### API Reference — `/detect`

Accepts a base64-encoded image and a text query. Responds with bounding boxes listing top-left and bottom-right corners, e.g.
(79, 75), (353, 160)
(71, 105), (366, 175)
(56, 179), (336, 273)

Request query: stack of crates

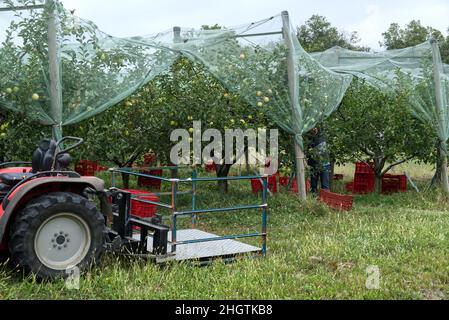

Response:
(137, 169), (163, 190)
(143, 153), (157, 165)
(137, 153), (162, 190)
(251, 175), (278, 193)
(382, 174), (407, 194)
(346, 163), (408, 195)
(75, 160), (98, 176)
(353, 162), (375, 194)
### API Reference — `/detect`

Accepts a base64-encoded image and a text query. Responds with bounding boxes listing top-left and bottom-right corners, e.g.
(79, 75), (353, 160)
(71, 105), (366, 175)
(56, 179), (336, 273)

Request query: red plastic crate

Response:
(205, 162), (216, 173)
(251, 175), (278, 193)
(399, 175), (407, 192)
(75, 160), (98, 176)
(124, 189), (159, 230)
(290, 178), (311, 193)
(383, 174), (407, 192)
(279, 176), (290, 187)
(353, 172), (375, 194)
(143, 153), (157, 165)
(96, 165), (109, 172)
(128, 190), (159, 218)
(319, 189), (353, 211)
(137, 169), (163, 190)
(382, 174), (407, 194)
(276, 175), (310, 192)
(345, 182), (354, 192)
(355, 162), (375, 174)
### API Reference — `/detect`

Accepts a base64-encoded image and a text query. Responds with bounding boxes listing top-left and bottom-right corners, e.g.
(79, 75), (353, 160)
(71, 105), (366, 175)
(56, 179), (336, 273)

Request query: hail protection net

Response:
(0, 1), (352, 150)
(0, 0), (178, 128)
(312, 42), (449, 148)
(132, 14), (352, 148)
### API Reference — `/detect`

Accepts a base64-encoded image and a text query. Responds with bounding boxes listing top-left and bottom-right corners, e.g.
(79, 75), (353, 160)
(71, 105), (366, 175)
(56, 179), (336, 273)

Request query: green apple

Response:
(6, 88), (12, 94)
(13, 86), (19, 93)
(31, 93), (40, 101)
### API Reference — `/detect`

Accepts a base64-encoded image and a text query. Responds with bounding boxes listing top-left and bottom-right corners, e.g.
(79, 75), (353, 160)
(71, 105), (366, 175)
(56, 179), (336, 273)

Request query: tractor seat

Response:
(32, 139), (57, 173)
(0, 172), (34, 186)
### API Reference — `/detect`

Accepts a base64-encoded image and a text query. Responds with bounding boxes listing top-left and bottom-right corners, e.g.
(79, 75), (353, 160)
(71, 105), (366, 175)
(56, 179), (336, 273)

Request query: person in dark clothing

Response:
(306, 127), (331, 195)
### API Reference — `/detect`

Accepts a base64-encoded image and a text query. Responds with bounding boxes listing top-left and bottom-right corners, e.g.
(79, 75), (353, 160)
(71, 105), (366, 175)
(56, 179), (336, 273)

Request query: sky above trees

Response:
(59, 0), (449, 50)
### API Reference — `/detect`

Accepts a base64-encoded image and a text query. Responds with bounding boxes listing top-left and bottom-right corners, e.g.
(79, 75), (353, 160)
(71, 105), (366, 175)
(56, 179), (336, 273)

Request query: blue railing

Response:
(109, 166), (268, 256)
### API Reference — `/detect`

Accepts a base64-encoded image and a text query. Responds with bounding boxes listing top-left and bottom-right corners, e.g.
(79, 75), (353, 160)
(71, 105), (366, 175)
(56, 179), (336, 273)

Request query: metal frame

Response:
(110, 189), (169, 255)
(109, 166), (269, 257)
(0, 5), (45, 12)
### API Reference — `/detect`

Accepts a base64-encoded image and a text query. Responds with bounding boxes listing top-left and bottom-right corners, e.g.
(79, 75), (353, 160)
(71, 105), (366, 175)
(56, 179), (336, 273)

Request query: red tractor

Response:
(0, 137), (169, 279)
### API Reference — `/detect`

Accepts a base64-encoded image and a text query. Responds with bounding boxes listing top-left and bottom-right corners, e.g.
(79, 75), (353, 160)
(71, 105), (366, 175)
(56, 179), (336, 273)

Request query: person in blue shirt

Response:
(306, 127), (331, 195)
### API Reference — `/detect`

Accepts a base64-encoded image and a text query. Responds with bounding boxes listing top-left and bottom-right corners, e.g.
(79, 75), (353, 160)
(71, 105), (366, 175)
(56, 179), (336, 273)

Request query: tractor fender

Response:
(0, 177), (105, 246)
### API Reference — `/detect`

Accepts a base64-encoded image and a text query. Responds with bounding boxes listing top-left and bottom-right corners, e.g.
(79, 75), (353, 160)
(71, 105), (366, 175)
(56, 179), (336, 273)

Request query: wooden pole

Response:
(281, 11), (307, 200)
(46, 0), (63, 141)
(430, 39), (449, 194)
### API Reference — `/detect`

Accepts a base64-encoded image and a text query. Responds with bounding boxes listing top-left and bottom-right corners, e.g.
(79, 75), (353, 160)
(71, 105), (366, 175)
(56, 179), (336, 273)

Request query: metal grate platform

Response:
(134, 229), (261, 262)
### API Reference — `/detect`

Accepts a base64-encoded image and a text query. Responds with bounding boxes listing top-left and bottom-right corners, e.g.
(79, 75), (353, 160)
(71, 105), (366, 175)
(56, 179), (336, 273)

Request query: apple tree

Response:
(324, 76), (436, 193)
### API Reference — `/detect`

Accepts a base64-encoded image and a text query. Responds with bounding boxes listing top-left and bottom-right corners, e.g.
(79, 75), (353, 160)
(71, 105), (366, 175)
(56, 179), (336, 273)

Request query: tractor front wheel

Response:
(9, 192), (105, 279)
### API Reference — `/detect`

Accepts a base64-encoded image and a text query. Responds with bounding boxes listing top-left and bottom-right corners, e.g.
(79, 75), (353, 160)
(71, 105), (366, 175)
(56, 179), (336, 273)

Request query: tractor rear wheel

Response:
(9, 192), (105, 279)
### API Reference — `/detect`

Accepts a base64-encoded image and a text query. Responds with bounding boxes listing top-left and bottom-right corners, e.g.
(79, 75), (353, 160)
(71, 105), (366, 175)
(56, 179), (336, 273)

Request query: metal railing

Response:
(109, 166), (268, 256)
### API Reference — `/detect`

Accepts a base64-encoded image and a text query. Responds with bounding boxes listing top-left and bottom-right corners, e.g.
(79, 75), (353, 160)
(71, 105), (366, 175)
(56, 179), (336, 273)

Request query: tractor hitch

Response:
(108, 189), (169, 257)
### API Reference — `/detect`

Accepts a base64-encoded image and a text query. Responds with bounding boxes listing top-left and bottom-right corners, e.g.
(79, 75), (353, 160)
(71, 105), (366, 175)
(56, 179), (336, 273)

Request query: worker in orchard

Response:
(306, 127), (331, 195)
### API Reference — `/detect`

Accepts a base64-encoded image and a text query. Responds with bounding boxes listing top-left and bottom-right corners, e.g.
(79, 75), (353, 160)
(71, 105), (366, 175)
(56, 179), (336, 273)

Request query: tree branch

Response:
(382, 156), (414, 176)
(359, 145), (375, 157)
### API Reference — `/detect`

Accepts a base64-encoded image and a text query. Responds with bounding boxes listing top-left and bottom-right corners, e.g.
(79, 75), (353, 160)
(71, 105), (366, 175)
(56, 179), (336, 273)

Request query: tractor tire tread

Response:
(8, 192), (105, 280)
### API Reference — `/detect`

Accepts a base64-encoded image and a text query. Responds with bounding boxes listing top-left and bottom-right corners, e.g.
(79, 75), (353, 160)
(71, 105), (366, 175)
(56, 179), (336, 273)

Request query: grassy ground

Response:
(0, 163), (448, 300)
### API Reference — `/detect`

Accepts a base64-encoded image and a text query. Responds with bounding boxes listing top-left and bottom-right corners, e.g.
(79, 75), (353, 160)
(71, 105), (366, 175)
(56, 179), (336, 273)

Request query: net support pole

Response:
(282, 11), (307, 200)
(430, 39), (449, 194)
(173, 26), (181, 43)
(46, 0), (63, 141)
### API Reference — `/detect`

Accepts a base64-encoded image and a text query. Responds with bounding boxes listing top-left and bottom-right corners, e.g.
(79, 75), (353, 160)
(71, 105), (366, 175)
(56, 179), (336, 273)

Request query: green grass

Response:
(1, 164), (449, 300)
